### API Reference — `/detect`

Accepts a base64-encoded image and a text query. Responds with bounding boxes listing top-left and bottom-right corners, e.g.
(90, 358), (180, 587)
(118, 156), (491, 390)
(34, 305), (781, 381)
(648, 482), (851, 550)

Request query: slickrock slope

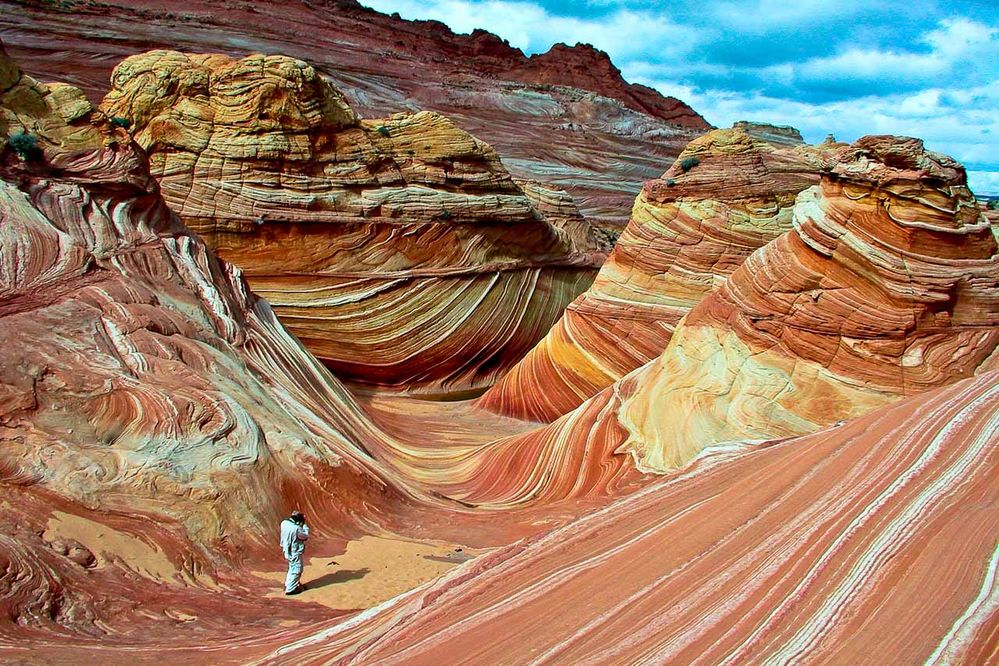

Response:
(0, 42), (425, 640)
(618, 135), (999, 470)
(480, 126), (834, 421)
(100, 50), (602, 394)
(263, 370), (999, 665)
(0, 0), (710, 225)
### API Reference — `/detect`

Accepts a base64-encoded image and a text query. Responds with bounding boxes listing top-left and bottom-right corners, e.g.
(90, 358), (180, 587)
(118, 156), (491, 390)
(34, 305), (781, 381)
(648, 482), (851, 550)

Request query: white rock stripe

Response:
(925, 540), (999, 665)
(759, 382), (999, 664)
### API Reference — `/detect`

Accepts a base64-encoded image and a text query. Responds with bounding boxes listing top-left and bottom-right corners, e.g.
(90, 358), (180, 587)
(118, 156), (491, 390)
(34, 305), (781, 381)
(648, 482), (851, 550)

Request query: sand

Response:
(43, 511), (179, 582)
(254, 534), (481, 610)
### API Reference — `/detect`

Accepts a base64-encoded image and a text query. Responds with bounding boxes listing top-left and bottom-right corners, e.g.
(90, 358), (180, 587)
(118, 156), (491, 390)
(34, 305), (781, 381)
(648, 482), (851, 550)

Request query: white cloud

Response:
(967, 171), (999, 196)
(923, 16), (998, 58)
(796, 49), (948, 83)
(758, 17), (999, 95)
(710, 0), (868, 31)
(361, 2), (999, 195)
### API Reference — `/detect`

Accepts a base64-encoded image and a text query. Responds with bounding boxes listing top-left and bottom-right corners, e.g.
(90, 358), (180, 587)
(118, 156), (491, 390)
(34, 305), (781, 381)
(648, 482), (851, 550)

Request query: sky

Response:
(361, 0), (999, 195)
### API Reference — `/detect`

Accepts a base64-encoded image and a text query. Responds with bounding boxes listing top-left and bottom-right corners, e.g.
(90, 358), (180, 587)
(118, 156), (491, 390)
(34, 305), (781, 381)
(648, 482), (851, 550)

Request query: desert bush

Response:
(8, 132), (42, 161)
(679, 156), (700, 172)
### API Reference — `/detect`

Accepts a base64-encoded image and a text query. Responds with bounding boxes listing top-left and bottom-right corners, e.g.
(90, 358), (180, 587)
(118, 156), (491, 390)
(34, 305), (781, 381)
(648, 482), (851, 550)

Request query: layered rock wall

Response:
(101, 51), (604, 394)
(0, 0), (711, 226)
(0, 44), (413, 578)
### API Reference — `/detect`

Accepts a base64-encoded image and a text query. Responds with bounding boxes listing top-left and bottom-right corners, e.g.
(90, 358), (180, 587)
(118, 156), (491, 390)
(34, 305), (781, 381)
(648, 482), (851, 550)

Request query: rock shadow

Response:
(423, 553), (474, 564)
(307, 568), (370, 589)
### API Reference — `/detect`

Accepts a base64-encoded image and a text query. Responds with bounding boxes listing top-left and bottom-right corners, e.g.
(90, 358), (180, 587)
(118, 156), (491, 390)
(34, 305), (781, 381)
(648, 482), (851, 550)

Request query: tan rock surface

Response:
(101, 51), (604, 394)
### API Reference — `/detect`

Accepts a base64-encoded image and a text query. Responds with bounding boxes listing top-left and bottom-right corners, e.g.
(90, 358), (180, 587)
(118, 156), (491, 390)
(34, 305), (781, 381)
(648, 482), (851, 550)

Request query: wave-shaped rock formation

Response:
(264, 369), (999, 664)
(4, 31), (999, 666)
(0, 42), (430, 639)
(99, 50), (603, 394)
(0, 0), (710, 226)
(480, 126), (834, 421)
(616, 135), (999, 470)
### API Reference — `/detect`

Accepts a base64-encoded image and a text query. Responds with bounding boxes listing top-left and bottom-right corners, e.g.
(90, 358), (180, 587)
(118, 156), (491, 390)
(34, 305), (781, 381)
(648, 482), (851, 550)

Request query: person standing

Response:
(280, 510), (310, 595)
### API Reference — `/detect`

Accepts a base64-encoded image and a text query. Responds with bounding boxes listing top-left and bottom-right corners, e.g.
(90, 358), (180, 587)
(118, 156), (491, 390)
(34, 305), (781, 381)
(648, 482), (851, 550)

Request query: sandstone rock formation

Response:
(731, 120), (806, 145)
(617, 135), (999, 470)
(100, 50), (604, 394)
(0, 43), (427, 637)
(983, 205), (999, 241)
(514, 178), (618, 255)
(2, 41), (623, 647)
(0, 35), (999, 663)
(479, 126), (834, 421)
(0, 0), (710, 226)
(265, 369), (999, 665)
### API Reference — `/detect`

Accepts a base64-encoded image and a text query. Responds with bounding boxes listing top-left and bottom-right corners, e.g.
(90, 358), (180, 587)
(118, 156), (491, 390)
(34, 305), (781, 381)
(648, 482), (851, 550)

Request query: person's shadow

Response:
(307, 568), (370, 590)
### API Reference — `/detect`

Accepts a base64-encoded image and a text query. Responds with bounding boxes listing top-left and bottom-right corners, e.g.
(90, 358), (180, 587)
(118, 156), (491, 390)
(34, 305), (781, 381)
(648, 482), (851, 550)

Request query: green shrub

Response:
(665, 178), (677, 187)
(376, 125), (391, 138)
(440, 209), (453, 220)
(679, 156), (700, 172)
(8, 132), (42, 162)
(110, 116), (132, 130)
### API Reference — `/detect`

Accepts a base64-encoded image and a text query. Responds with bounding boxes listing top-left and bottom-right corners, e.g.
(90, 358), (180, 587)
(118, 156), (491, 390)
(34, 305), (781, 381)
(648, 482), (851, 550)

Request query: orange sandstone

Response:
(480, 126), (834, 421)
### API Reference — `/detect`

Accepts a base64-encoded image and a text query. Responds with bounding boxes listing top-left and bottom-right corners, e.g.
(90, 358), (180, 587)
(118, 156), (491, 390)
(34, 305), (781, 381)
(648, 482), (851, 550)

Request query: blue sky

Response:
(362, 0), (999, 195)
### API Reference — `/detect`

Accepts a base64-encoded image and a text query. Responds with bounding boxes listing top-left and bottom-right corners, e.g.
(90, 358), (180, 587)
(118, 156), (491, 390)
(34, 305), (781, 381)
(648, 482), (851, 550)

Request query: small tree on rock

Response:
(8, 132), (42, 162)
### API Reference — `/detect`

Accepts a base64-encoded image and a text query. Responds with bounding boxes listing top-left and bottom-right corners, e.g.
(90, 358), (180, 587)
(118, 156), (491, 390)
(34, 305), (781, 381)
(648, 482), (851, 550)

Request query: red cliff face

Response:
(0, 0), (711, 226)
(508, 42), (709, 128)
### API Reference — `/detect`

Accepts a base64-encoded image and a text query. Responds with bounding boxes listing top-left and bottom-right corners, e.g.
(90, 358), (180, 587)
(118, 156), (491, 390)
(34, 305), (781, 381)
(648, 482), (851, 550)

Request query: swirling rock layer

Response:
(619, 135), (999, 470)
(5, 34), (999, 666)
(0, 0), (709, 226)
(480, 127), (834, 421)
(100, 50), (603, 394)
(0, 43), (422, 640)
(250, 370), (999, 664)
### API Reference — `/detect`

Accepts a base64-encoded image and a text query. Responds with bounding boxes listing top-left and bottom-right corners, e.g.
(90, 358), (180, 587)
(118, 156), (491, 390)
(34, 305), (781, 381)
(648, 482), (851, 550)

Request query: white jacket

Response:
(280, 519), (309, 559)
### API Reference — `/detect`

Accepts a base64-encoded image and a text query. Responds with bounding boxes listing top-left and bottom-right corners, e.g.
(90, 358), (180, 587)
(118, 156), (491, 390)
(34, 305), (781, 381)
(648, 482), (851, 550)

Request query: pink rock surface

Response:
(32, 369), (991, 664)
(0, 41), (429, 641)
